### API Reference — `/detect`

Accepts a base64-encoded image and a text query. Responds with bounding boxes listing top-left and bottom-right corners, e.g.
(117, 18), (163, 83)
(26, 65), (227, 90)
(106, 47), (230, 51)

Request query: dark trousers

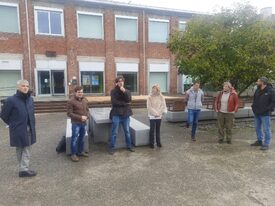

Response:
(149, 119), (162, 146)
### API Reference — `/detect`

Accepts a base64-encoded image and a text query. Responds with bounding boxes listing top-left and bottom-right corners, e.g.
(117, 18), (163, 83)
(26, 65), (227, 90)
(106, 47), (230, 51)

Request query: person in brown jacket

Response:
(67, 86), (90, 162)
(214, 82), (239, 144)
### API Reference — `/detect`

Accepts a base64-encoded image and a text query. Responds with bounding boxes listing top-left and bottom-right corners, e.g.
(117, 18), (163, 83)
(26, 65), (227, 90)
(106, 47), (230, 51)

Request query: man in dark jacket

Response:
(109, 76), (135, 155)
(251, 77), (275, 150)
(67, 86), (90, 162)
(0, 80), (37, 177)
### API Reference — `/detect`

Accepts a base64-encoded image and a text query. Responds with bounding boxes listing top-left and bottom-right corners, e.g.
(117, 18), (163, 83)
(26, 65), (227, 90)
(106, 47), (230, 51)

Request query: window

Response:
(35, 7), (64, 36)
(115, 16), (138, 41)
(79, 61), (105, 94)
(116, 62), (138, 93)
(81, 72), (104, 93)
(0, 3), (19, 33)
(117, 72), (138, 92)
(148, 19), (169, 43)
(149, 62), (169, 93)
(77, 12), (103, 39)
(179, 21), (186, 32)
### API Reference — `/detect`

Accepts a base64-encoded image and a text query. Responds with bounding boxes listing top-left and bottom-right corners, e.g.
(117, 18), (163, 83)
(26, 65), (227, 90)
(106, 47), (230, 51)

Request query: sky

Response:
(116, 0), (275, 14)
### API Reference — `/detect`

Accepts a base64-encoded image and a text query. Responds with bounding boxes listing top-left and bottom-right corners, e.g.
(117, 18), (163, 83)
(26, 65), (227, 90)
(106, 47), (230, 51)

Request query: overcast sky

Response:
(117, 0), (275, 14)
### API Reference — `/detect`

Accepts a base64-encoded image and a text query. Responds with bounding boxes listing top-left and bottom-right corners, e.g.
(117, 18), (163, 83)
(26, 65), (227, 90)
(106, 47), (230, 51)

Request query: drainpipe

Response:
(24, 0), (33, 89)
(142, 10), (146, 95)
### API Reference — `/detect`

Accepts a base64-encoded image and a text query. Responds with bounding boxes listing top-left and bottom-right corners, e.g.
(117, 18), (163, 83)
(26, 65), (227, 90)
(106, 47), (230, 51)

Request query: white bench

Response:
(65, 119), (89, 155)
(89, 108), (150, 147)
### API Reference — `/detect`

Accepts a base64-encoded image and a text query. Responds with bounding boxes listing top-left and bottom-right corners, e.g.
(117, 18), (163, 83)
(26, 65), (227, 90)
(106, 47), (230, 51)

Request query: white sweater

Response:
(146, 93), (167, 119)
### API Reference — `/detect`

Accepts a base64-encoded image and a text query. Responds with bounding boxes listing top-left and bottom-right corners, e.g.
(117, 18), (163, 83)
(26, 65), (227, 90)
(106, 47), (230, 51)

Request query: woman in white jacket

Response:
(147, 84), (167, 148)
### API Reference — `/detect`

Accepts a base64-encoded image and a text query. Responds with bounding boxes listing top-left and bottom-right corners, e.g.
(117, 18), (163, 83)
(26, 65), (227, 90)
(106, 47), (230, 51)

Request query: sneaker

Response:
(19, 170), (37, 177)
(71, 155), (79, 162)
(227, 140), (232, 144)
(78, 152), (89, 157)
(191, 136), (196, 141)
(251, 140), (263, 146)
(127, 148), (135, 152)
(157, 143), (162, 147)
(260, 145), (269, 151)
(149, 145), (154, 149)
(218, 139), (224, 144)
(108, 149), (115, 155)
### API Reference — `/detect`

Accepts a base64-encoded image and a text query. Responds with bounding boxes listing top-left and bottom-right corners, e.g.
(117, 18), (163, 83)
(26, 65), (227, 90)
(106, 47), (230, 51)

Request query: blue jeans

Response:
(109, 115), (132, 150)
(187, 109), (201, 137)
(254, 115), (272, 146)
(71, 123), (87, 155)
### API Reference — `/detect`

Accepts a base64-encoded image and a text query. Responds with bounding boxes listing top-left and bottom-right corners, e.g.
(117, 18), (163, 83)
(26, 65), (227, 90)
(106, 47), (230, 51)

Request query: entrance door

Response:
(52, 70), (65, 95)
(38, 71), (51, 95)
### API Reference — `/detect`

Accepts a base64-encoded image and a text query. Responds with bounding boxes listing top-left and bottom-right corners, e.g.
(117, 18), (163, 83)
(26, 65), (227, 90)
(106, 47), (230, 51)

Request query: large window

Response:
(79, 61), (105, 94)
(115, 16), (138, 41)
(148, 19), (169, 43)
(149, 62), (169, 93)
(81, 71), (104, 94)
(34, 7), (64, 36)
(117, 72), (138, 92)
(0, 70), (21, 96)
(0, 3), (19, 33)
(116, 62), (138, 93)
(77, 12), (103, 39)
(179, 21), (187, 32)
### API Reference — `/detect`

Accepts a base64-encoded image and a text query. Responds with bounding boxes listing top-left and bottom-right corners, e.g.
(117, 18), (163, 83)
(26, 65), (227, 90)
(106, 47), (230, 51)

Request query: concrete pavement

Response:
(0, 109), (275, 206)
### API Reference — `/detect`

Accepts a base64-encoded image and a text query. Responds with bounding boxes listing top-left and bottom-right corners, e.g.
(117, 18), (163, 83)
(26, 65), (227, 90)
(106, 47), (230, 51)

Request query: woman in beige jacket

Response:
(147, 84), (167, 148)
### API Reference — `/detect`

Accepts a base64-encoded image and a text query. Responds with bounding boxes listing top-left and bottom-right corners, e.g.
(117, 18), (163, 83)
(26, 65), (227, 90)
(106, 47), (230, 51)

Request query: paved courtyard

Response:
(0, 108), (275, 206)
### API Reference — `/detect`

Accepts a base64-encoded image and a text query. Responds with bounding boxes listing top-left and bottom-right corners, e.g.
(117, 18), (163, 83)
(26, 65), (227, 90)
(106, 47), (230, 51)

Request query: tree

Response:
(168, 3), (275, 95)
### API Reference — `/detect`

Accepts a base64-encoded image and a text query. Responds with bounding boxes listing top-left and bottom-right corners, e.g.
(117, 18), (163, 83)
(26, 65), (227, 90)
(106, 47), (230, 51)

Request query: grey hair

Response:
(223, 81), (232, 88)
(17, 80), (29, 87)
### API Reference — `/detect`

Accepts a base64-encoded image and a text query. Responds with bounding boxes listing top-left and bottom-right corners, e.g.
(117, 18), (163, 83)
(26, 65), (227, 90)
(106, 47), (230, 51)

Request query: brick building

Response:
(0, 0), (201, 97)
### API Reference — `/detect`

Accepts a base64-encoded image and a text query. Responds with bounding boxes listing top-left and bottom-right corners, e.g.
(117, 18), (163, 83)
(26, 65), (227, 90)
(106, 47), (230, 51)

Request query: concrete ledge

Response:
(166, 107), (260, 122)
(65, 119), (89, 155)
(89, 108), (150, 148)
(130, 117), (150, 146)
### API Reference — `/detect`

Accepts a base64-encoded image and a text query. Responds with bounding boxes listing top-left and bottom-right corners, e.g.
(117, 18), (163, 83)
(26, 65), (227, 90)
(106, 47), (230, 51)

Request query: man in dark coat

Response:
(0, 80), (37, 177)
(109, 76), (135, 155)
(251, 77), (275, 150)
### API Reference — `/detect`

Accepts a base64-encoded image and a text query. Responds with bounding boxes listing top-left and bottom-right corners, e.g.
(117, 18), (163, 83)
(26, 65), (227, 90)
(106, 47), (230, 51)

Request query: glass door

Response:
(52, 70), (65, 95)
(38, 71), (51, 95)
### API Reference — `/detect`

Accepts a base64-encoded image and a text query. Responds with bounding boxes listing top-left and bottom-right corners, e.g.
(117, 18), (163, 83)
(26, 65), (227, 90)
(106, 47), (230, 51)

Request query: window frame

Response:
(0, 2), (20, 34)
(115, 15), (138, 42)
(34, 6), (64, 36)
(77, 11), (104, 39)
(148, 18), (170, 43)
(179, 21), (187, 32)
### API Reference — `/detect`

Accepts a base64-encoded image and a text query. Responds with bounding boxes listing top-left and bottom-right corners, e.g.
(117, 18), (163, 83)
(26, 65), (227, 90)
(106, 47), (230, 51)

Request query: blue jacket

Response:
(0, 90), (36, 147)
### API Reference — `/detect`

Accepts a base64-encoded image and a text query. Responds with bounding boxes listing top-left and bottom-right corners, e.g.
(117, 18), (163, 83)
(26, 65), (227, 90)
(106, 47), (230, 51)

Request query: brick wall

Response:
(0, 0), (189, 95)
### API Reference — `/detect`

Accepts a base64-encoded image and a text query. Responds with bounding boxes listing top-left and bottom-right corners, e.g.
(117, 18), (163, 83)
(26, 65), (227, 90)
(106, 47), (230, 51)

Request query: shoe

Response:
(78, 152), (89, 157)
(251, 140), (263, 146)
(108, 149), (115, 155)
(157, 143), (162, 147)
(71, 155), (79, 162)
(191, 136), (196, 141)
(186, 123), (190, 128)
(260, 145), (269, 151)
(127, 148), (135, 152)
(218, 139), (224, 144)
(19, 170), (37, 177)
(227, 140), (232, 144)
(149, 145), (154, 149)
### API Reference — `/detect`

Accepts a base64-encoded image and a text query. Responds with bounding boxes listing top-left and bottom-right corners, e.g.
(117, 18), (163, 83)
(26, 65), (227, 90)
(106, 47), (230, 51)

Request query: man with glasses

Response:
(67, 86), (90, 161)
